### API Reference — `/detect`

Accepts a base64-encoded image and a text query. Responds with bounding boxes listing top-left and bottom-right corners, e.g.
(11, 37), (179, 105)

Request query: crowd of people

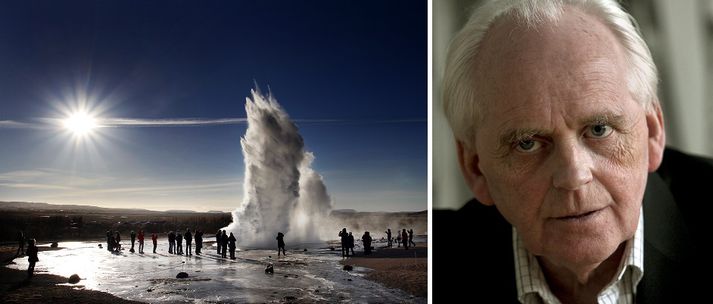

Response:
(338, 227), (419, 257)
(14, 226), (420, 277)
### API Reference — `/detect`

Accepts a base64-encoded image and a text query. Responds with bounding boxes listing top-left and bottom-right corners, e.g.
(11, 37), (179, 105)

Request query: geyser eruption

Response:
(224, 88), (332, 248)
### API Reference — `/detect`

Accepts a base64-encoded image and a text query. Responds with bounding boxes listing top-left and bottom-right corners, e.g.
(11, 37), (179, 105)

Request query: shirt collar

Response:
(513, 208), (644, 304)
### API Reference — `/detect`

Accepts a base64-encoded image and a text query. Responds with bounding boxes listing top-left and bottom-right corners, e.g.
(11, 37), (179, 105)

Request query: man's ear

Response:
(646, 101), (666, 172)
(456, 140), (495, 206)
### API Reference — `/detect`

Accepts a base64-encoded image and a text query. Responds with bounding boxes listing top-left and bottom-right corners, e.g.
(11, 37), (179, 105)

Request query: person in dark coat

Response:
(338, 228), (349, 257)
(130, 230), (136, 253)
(361, 231), (372, 255)
(184, 229), (193, 256)
(347, 232), (355, 256)
(408, 229), (416, 247)
(152, 233), (158, 253)
(26, 238), (38, 277)
(16, 230), (25, 256)
(138, 229), (145, 254)
(228, 232), (237, 259)
(401, 229), (409, 250)
(168, 231), (175, 254)
(215, 230), (222, 255)
(276, 232), (286, 257)
(385, 229), (392, 248)
(221, 230), (228, 258)
(176, 231), (183, 255)
(195, 230), (203, 255)
(106, 230), (113, 252)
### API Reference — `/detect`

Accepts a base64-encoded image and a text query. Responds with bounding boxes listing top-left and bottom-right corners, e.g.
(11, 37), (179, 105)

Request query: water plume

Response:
(224, 88), (332, 248)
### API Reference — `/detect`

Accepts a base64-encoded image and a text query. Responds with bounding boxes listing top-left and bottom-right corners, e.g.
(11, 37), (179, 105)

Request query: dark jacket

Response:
(433, 148), (713, 303)
(27, 245), (39, 262)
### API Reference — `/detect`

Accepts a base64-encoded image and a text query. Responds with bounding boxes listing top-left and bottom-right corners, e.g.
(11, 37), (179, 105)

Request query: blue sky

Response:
(0, 0), (426, 212)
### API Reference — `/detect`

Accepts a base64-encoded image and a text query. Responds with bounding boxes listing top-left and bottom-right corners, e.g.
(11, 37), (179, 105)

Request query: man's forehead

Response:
(472, 5), (631, 129)
(473, 7), (627, 95)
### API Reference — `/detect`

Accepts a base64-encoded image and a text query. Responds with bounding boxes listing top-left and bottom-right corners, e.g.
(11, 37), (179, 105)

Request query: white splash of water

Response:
(224, 88), (332, 248)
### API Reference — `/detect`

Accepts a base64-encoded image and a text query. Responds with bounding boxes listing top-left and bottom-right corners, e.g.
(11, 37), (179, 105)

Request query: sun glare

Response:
(63, 112), (97, 136)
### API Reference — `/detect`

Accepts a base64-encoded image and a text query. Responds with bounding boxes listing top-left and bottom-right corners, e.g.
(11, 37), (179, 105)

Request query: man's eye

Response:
(586, 124), (613, 138)
(515, 139), (541, 152)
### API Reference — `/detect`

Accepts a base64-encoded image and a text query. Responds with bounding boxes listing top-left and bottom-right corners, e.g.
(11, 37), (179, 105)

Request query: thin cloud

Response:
(0, 120), (35, 129)
(0, 117), (425, 129)
(101, 118), (247, 127)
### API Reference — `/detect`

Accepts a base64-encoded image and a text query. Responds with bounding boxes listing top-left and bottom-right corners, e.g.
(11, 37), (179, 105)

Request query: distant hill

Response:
(0, 201), (160, 214)
(0, 201), (232, 242)
(330, 209), (426, 216)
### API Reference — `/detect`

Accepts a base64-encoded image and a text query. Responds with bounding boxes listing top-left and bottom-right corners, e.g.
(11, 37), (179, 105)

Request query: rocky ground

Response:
(339, 242), (427, 298)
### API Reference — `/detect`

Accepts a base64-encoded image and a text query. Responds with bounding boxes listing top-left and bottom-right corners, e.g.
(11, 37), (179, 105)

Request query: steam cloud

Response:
(224, 89), (332, 248)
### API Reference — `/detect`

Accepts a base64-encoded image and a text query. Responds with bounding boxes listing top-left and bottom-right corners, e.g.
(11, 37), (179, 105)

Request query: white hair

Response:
(442, 0), (659, 146)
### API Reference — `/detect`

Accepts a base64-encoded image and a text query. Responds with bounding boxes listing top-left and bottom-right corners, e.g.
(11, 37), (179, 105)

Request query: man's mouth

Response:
(553, 207), (605, 221)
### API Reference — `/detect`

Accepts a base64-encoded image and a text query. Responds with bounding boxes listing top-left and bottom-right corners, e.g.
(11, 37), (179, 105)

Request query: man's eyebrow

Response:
(581, 113), (626, 126)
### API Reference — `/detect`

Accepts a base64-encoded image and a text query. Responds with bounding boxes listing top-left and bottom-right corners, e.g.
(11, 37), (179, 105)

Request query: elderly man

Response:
(435, 0), (713, 303)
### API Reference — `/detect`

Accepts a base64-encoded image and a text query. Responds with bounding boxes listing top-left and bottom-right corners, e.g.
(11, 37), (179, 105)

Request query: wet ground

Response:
(6, 241), (425, 303)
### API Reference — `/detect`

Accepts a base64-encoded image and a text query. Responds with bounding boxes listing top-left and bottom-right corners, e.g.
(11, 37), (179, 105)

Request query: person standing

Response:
(385, 229), (392, 248)
(347, 232), (355, 256)
(130, 230), (136, 253)
(361, 231), (373, 255)
(221, 230), (228, 258)
(16, 230), (25, 256)
(276, 232), (286, 257)
(168, 231), (175, 254)
(26, 238), (38, 278)
(152, 233), (158, 253)
(228, 232), (237, 259)
(401, 229), (409, 250)
(138, 229), (145, 254)
(106, 230), (113, 252)
(338, 228), (349, 257)
(408, 229), (415, 247)
(184, 229), (193, 256)
(176, 231), (183, 255)
(195, 230), (203, 255)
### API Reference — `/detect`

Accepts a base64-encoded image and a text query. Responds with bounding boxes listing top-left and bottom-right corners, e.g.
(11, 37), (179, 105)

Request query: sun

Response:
(63, 111), (98, 136)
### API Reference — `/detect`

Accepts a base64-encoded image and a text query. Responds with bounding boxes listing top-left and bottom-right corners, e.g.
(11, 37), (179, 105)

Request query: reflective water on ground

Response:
(8, 241), (424, 303)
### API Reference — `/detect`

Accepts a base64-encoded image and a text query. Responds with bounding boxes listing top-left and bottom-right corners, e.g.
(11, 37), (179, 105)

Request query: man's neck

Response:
(538, 242), (627, 304)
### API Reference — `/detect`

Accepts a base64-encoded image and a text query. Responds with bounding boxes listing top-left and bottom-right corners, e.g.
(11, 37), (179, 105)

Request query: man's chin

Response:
(539, 237), (625, 271)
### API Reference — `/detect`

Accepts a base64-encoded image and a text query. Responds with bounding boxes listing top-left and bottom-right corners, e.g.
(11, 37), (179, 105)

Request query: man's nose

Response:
(552, 140), (593, 190)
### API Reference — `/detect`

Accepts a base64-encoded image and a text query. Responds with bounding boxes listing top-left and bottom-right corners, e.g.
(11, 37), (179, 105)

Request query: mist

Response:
(223, 89), (332, 248)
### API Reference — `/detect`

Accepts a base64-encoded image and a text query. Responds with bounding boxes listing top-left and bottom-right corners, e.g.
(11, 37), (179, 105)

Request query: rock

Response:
(347, 278), (352, 281)
(303, 248), (307, 252)
(176, 272), (189, 279)
(51, 242), (58, 248)
(343, 265), (353, 271)
(68, 274), (81, 284)
(98, 244), (103, 248)
(330, 247), (335, 251)
(265, 264), (274, 274)
(147, 288), (153, 292)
